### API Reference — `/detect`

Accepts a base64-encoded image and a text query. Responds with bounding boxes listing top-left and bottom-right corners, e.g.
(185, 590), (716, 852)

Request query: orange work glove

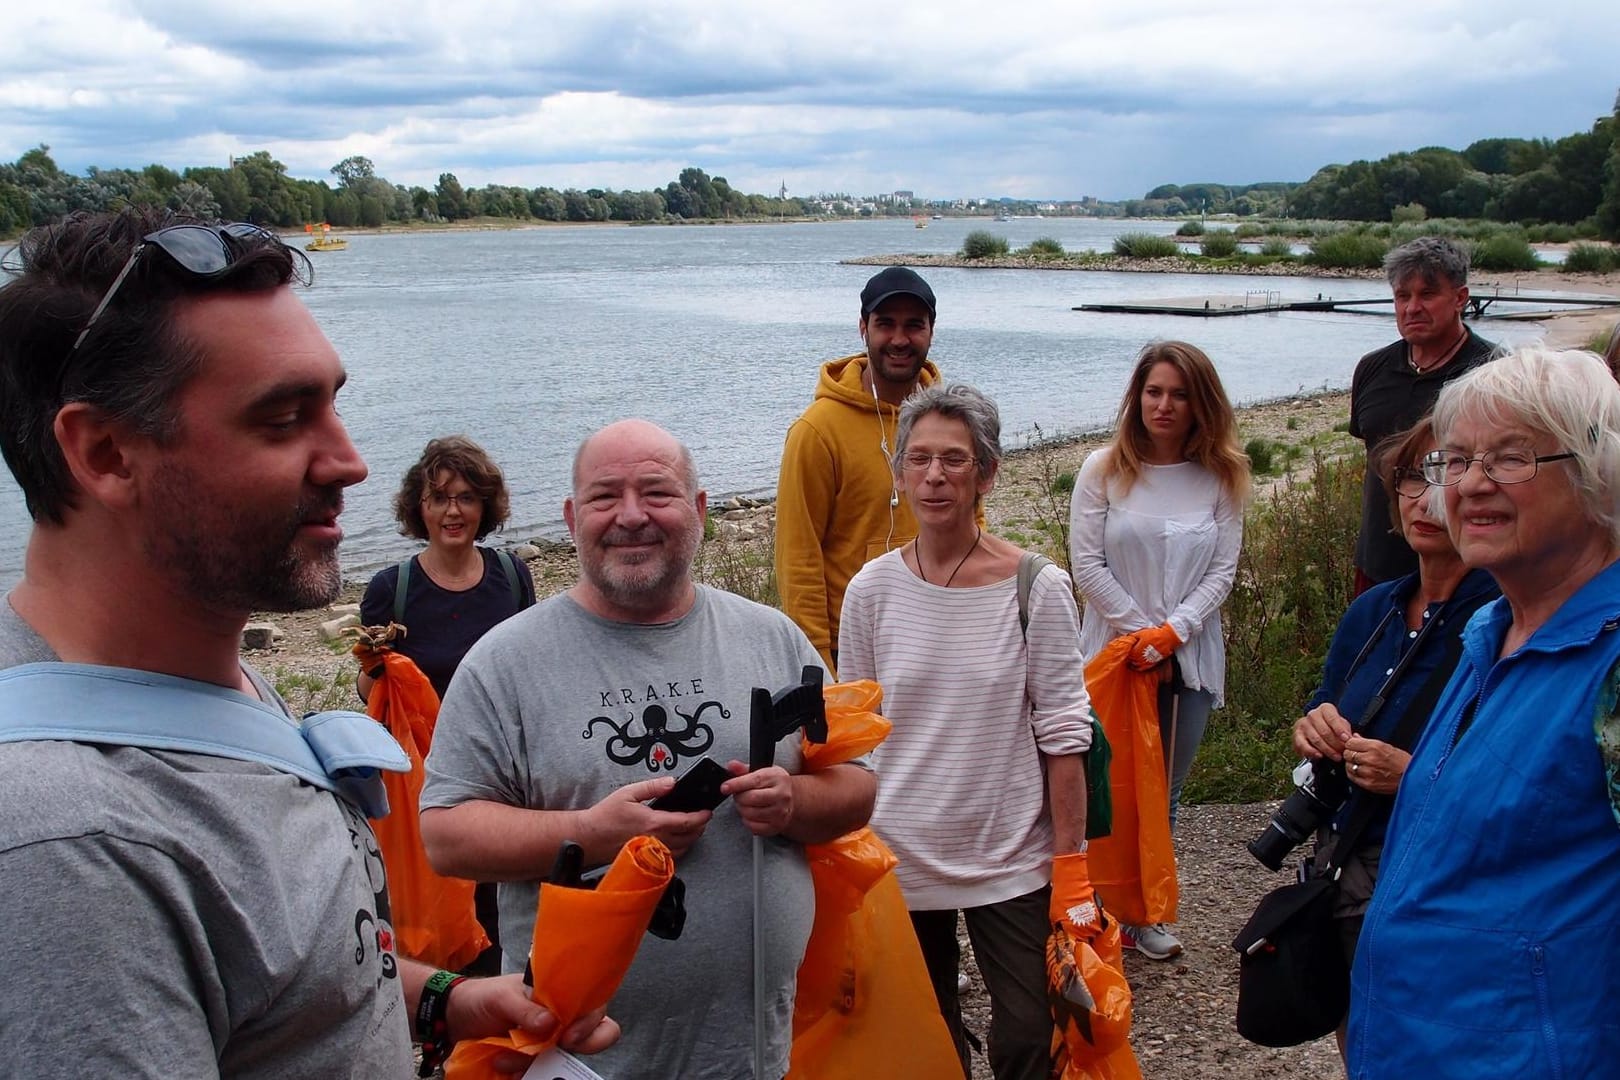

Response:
(1126, 623), (1182, 672)
(1050, 850), (1102, 942)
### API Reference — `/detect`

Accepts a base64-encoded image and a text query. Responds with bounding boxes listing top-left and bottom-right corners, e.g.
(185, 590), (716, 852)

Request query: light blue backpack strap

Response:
(0, 663), (408, 818)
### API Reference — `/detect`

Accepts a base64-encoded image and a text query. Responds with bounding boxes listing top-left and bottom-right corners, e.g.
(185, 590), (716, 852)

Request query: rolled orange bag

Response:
(1083, 636), (1178, 927)
(1047, 919), (1141, 1080)
(788, 680), (963, 1080)
(356, 644), (488, 971)
(445, 836), (675, 1078)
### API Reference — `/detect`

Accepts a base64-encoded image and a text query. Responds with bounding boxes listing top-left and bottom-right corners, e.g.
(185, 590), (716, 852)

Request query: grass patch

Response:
(1306, 230), (1388, 269)
(1112, 232), (1180, 258)
(961, 230), (1010, 259)
(1259, 237), (1294, 258)
(1470, 232), (1541, 272)
(694, 530), (778, 607)
(1563, 242), (1619, 274)
(1200, 229), (1239, 258)
(1184, 449), (1364, 803)
(273, 666), (358, 716)
(1175, 220), (1205, 237)
(1021, 236), (1065, 258)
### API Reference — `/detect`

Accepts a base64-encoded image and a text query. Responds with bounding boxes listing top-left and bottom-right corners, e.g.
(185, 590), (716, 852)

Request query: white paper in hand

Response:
(521, 1047), (608, 1080)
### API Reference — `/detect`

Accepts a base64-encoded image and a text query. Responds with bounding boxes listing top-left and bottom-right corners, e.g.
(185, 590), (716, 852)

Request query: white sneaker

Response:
(1123, 922), (1183, 960)
(956, 972), (972, 993)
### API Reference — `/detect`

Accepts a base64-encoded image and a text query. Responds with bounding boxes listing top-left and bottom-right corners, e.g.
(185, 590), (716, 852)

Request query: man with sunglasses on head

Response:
(0, 209), (616, 1077)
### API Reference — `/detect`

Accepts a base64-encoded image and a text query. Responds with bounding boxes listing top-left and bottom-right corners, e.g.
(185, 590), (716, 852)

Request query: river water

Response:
(0, 217), (1550, 586)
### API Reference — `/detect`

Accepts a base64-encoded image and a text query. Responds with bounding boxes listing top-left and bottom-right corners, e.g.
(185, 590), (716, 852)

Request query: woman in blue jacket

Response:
(1290, 417), (1498, 1060)
(1347, 345), (1620, 1079)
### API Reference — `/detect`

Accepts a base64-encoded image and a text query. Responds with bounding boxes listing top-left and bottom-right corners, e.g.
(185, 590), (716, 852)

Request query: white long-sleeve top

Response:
(1068, 447), (1242, 706)
(837, 550), (1093, 910)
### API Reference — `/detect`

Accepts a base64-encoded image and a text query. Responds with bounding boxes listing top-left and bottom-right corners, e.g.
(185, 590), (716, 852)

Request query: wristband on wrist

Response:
(415, 969), (467, 1078)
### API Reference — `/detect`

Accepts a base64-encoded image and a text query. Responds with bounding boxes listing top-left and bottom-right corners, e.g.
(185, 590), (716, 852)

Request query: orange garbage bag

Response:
(788, 680), (964, 1080)
(445, 836), (675, 1078)
(357, 644), (488, 971)
(1083, 636), (1178, 928)
(1047, 918), (1142, 1080)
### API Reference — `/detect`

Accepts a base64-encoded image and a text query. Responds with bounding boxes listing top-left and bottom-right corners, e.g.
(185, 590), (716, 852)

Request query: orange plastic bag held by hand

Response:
(352, 636), (488, 971)
(1083, 636), (1178, 927)
(445, 836), (675, 1078)
(1047, 851), (1140, 1079)
(787, 680), (964, 1080)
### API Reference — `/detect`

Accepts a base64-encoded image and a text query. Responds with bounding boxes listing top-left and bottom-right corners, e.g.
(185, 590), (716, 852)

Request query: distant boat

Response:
(994, 212), (1011, 222)
(304, 223), (347, 251)
(931, 213), (943, 220)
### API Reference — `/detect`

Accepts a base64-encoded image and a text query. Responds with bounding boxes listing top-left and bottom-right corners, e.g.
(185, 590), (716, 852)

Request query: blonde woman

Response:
(1069, 340), (1250, 959)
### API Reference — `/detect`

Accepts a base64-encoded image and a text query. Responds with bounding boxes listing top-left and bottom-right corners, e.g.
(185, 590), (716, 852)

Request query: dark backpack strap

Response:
(493, 549), (530, 610)
(392, 557), (414, 626)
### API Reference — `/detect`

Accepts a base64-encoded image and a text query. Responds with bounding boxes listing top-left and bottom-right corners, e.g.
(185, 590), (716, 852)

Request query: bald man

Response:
(420, 420), (875, 1080)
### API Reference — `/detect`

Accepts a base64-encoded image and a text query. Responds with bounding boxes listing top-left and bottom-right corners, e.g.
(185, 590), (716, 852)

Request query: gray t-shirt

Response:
(424, 586), (826, 1080)
(0, 601), (413, 1079)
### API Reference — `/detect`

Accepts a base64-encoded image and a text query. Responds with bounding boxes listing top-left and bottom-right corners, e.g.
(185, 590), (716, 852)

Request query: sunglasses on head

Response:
(71, 222), (281, 354)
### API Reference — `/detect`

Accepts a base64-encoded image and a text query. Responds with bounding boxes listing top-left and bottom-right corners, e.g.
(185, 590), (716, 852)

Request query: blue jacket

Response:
(1308, 568), (1499, 842)
(1347, 559), (1620, 1079)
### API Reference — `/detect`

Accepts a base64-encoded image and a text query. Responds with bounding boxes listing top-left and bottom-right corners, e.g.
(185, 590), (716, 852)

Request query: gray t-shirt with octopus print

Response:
(423, 585), (826, 1080)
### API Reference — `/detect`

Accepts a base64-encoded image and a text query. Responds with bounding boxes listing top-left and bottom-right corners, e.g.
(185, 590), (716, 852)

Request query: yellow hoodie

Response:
(774, 353), (942, 672)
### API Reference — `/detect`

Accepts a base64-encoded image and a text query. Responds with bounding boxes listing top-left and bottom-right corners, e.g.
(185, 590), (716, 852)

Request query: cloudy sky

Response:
(5, 0), (1616, 201)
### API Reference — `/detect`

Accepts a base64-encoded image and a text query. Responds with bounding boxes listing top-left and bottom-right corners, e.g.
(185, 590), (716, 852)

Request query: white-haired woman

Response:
(1346, 345), (1620, 1079)
(838, 383), (1097, 1080)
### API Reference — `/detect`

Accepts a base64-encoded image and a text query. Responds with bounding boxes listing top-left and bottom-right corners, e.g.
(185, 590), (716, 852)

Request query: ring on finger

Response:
(1350, 762), (1360, 775)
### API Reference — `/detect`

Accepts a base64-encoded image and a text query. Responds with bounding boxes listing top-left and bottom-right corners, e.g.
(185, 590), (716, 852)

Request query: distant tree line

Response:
(1137, 92), (1620, 240)
(0, 151), (806, 237)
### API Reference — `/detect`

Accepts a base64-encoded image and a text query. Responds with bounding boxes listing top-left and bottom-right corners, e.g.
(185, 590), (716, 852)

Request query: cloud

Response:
(2, 0), (1614, 199)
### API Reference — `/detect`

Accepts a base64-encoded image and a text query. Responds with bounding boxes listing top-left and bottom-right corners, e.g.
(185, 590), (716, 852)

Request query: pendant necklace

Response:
(1409, 326), (1468, 375)
(917, 527), (981, 588)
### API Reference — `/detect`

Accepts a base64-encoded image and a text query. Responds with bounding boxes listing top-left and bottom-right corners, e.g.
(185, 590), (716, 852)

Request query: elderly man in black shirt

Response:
(1348, 237), (1497, 592)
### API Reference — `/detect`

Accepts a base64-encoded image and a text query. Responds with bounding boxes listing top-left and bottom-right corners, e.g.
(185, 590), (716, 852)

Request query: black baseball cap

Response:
(860, 266), (936, 320)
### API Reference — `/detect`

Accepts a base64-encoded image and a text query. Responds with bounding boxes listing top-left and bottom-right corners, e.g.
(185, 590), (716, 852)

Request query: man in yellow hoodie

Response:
(775, 267), (942, 674)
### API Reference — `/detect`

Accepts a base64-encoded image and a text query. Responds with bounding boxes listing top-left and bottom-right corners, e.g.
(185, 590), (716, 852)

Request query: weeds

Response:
(273, 665), (359, 716)
(1021, 236), (1065, 258)
(1112, 232), (1180, 258)
(1200, 229), (1239, 258)
(1185, 448), (1364, 803)
(1307, 231), (1388, 269)
(694, 528), (779, 607)
(1563, 242), (1619, 274)
(962, 230), (1010, 259)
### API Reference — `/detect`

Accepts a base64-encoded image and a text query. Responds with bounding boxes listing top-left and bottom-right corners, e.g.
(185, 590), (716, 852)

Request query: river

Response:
(0, 217), (1550, 586)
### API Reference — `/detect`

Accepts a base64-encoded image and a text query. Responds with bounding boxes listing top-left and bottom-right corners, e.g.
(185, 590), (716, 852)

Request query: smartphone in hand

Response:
(648, 756), (731, 813)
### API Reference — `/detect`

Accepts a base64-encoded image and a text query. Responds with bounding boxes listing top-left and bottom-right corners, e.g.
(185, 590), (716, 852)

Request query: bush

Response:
(1306, 230), (1388, 269)
(1470, 233), (1540, 272)
(1200, 229), (1239, 258)
(961, 230), (1009, 259)
(1391, 202), (1428, 225)
(1112, 232), (1180, 258)
(1022, 236), (1065, 257)
(1259, 237), (1294, 257)
(1526, 223), (1575, 243)
(1562, 242), (1619, 274)
(1184, 450), (1364, 803)
(1245, 438), (1275, 475)
(1175, 220), (1205, 237)
(1234, 223), (1263, 239)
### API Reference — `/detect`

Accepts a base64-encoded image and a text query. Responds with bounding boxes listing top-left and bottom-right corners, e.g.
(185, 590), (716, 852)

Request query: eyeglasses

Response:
(423, 492), (481, 511)
(898, 451), (978, 474)
(1392, 467), (1430, 498)
(1421, 449), (1576, 487)
(71, 223), (280, 354)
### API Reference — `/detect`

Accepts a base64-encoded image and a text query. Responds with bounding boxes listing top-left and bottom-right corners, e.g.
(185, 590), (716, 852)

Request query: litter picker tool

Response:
(748, 665), (826, 1079)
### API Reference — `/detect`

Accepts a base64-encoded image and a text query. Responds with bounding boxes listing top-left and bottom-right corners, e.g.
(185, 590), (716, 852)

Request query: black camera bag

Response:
(1231, 871), (1348, 1046)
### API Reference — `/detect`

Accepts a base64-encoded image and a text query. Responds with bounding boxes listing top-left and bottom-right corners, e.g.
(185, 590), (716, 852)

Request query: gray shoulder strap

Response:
(0, 663), (408, 817)
(1017, 552), (1054, 639)
(393, 556), (414, 626)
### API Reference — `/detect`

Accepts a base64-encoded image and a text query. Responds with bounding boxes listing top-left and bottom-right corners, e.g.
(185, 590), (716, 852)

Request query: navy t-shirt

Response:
(360, 548), (536, 699)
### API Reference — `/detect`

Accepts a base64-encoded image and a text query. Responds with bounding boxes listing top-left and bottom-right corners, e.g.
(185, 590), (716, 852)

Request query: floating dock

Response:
(1076, 289), (1620, 320)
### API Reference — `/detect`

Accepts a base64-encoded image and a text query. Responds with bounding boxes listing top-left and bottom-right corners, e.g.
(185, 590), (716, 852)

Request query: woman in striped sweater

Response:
(837, 383), (1097, 1080)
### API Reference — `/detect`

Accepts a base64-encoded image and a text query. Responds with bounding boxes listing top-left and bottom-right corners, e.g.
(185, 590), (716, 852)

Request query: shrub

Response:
(1112, 232), (1180, 258)
(1175, 220), (1205, 237)
(1051, 470), (1076, 496)
(1234, 223), (1263, 239)
(1245, 438), (1275, 475)
(1391, 202), (1428, 225)
(1306, 230), (1388, 269)
(1526, 223), (1575, 243)
(1185, 449), (1364, 803)
(1022, 236), (1065, 257)
(1200, 229), (1239, 258)
(1470, 232), (1540, 272)
(1563, 242), (1618, 274)
(961, 230), (1009, 259)
(1259, 237), (1294, 257)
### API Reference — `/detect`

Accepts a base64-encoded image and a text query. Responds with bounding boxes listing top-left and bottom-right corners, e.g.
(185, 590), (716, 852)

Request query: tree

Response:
(435, 173), (468, 219)
(330, 156), (376, 188)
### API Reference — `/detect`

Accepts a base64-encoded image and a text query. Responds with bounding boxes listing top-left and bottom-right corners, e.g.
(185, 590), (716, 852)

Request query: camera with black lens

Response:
(1246, 757), (1353, 871)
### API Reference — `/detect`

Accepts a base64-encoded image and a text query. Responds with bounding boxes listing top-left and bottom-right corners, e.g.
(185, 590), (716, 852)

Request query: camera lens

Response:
(1246, 782), (1339, 871)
